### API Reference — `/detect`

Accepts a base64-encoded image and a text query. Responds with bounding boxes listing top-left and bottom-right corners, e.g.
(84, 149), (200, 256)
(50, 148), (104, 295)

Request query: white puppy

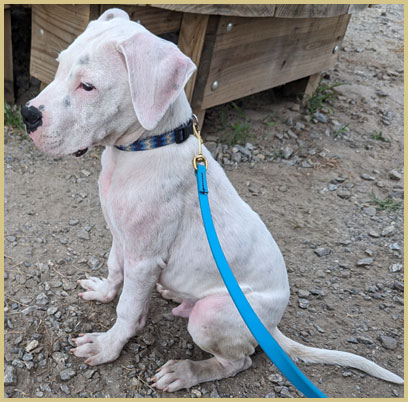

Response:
(22, 8), (403, 393)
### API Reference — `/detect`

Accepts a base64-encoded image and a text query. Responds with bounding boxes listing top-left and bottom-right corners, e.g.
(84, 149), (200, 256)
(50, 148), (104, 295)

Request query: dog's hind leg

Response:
(156, 284), (196, 318)
(151, 294), (265, 392)
(78, 239), (123, 302)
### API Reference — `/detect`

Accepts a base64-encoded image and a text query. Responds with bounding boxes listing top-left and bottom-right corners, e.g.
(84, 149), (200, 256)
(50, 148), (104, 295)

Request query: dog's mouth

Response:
(73, 148), (88, 157)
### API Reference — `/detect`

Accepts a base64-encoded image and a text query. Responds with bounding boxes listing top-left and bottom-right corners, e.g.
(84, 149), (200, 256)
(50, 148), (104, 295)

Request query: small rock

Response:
(209, 386), (220, 398)
(390, 242), (400, 251)
(357, 336), (374, 345)
(393, 281), (404, 291)
(375, 89), (388, 97)
(4, 365), (17, 385)
(77, 229), (90, 240)
(36, 292), (49, 305)
(368, 230), (380, 238)
(314, 112), (328, 123)
(343, 370), (353, 377)
(287, 129), (298, 139)
(301, 160), (313, 168)
(69, 219), (79, 226)
(235, 144), (251, 158)
(279, 387), (293, 398)
(314, 247), (331, 257)
(47, 306), (58, 315)
(357, 258), (373, 267)
(60, 384), (70, 394)
(363, 207), (376, 216)
(379, 335), (397, 350)
(268, 373), (283, 384)
(81, 169), (91, 177)
(290, 103), (300, 112)
(282, 147), (294, 160)
(337, 189), (351, 199)
(87, 256), (101, 270)
(25, 340), (39, 352)
(298, 298), (309, 309)
(389, 170), (401, 181)
(142, 333), (155, 346)
(381, 225), (395, 237)
(389, 263), (402, 273)
(191, 389), (202, 398)
(265, 391), (276, 398)
(6, 235), (16, 242)
(297, 289), (310, 298)
(361, 173), (375, 181)
(60, 368), (76, 381)
(328, 183), (338, 191)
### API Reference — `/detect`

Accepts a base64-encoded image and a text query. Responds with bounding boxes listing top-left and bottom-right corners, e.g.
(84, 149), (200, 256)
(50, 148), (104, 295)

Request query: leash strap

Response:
(195, 163), (327, 398)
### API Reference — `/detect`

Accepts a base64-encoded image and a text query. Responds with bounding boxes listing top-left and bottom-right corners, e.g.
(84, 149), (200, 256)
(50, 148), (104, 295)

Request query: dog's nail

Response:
(71, 348), (76, 353)
(156, 367), (161, 373)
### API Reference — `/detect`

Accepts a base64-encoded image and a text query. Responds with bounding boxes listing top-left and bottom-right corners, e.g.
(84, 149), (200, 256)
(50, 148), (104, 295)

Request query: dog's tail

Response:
(272, 327), (404, 384)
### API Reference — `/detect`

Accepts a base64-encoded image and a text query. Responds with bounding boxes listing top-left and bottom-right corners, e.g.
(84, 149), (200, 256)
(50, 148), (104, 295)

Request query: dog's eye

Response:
(81, 82), (95, 91)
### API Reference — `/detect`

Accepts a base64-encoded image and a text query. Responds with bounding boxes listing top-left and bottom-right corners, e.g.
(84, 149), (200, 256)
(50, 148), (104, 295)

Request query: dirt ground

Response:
(4, 4), (404, 398)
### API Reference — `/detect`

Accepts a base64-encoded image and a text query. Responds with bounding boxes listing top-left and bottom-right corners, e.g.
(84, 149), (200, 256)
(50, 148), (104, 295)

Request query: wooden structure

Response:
(5, 5), (14, 103)
(29, 4), (367, 124)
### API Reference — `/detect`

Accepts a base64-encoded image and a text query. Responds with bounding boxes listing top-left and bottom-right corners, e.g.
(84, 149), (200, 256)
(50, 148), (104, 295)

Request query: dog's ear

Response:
(98, 8), (130, 22)
(118, 32), (196, 130)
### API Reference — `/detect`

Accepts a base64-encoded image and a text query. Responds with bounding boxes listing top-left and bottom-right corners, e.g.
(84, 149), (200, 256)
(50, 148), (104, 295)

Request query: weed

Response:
(231, 102), (246, 119)
(4, 103), (24, 131)
(274, 150), (285, 159)
(370, 193), (402, 211)
(305, 80), (347, 115)
(334, 124), (349, 137)
(228, 121), (251, 145)
(371, 130), (389, 142)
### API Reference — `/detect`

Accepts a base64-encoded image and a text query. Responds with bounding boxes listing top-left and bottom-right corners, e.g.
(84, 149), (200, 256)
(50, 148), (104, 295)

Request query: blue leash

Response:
(194, 162), (327, 398)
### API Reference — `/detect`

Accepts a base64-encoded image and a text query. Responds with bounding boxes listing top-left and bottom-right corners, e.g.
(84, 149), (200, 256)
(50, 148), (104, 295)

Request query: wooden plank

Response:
(274, 5), (350, 18)
(303, 72), (322, 98)
(151, 5), (276, 18)
(194, 14), (351, 110)
(5, 6), (14, 103)
(30, 5), (93, 84)
(99, 5), (182, 35)
(178, 13), (209, 102)
(191, 16), (220, 110)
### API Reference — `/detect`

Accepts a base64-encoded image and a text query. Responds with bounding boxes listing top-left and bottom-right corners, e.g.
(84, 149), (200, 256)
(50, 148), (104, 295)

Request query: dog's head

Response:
(22, 8), (196, 157)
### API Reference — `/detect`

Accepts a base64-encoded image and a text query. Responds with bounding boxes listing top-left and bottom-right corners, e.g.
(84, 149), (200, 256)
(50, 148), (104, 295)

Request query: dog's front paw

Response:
(71, 332), (122, 365)
(78, 277), (117, 302)
(151, 360), (196, 392)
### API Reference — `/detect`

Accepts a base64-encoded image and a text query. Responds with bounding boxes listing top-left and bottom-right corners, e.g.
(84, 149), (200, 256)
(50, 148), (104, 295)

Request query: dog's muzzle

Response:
(21, 105), (43, 134)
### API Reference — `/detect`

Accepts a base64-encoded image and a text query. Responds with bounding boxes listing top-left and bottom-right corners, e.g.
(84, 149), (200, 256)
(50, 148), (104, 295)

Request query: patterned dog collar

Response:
(114, 119), (193, 152)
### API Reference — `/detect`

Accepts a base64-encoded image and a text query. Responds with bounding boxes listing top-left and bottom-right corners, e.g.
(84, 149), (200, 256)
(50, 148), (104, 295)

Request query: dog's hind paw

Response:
(78, 277), (117, 302)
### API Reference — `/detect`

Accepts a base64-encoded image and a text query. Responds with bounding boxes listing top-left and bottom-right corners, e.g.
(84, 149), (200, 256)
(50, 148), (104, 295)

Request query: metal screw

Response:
(211, 81), (219, 91)
(226, 22), (233, 32)
(332, 45), (339, 54)
(40, 29), (44, 36)
(136, 19), (141, 24)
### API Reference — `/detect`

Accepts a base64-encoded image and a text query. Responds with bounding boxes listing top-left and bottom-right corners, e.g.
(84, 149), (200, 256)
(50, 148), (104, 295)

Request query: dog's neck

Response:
(113, 93), (193, 147)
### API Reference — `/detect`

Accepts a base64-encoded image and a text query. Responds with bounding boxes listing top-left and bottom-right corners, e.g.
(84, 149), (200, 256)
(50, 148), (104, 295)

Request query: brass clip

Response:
(192, 114), (208, 170)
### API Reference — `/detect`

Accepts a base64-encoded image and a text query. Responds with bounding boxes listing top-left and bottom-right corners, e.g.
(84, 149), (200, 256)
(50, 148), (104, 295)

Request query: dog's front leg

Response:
(72, 256), (162, 365)
(78, 239), (124, 303)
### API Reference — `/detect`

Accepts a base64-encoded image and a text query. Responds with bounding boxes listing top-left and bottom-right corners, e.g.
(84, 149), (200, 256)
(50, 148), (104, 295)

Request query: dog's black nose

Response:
(21, 104), (43, 133)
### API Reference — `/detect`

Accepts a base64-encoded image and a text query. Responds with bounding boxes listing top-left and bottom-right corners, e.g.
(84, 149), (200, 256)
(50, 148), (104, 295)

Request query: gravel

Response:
(4, 4), (403, 399)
